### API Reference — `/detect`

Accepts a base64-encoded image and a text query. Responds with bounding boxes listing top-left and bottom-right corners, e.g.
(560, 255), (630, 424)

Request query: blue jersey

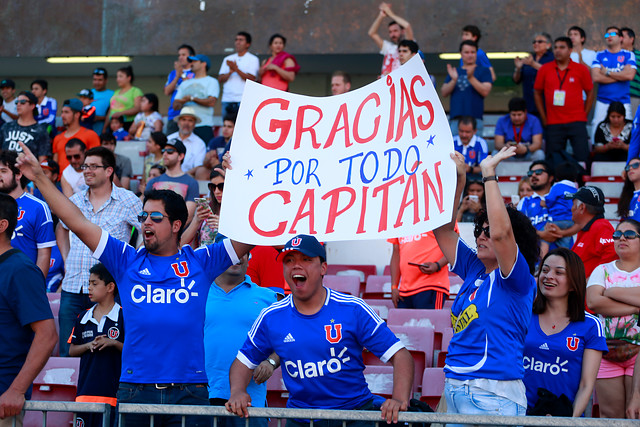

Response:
(453, 135), (489, 167)
(12, 192), (55, 263)
(628, 189), (640, 221)
(518, 194), (548, 230)
(523, 313), (607, 409)
(494, 114), (543, 144)
(112, 128), (128, 141)
(93, 230), (236, 383)
(166, 69), (196, 120)
(46, 245), (64, 293)
(593, 49), (637, 103)
(91, 89), (115, 134)
(238, 288), (403, 409)
(445, 66), (492, 120)
(204, 276), (278, 402)
(446, 239), (536, 381)
(35, 97), (57, 127)
(545, 181), (577, 222)
(628, 106), (640, 162)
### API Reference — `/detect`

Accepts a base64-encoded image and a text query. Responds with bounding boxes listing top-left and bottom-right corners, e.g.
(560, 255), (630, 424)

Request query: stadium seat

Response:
(436, 328), (454, 367)
(47, 293), (61, 317)
(496, 161), (532, 178)
(266, 367), (288, 409)
(364, 299), (395, 320)
(363, 275), (392, 299)
(326, 264), (377, 283)
(24, 357), (80, 427)
(383, 265), (391, 275)
(363, 325), (434, 392)
(197, 180), (209, 197)
(420, 368), (446, 409)
(323, 275), (360, 297)
(114, 140), (146, 176)
(592, 181), (623, 200)
(387, 308), (452, 352)
(443, 299), (453, 310)
(590, 161), (626, 179)
(605, 203), (619, 220)
(363, 365), (395, 398)
(497, 180), (519, 198)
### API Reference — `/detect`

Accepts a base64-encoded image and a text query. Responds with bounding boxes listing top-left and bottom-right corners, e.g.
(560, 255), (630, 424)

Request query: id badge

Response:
(553, 90), (566, 106)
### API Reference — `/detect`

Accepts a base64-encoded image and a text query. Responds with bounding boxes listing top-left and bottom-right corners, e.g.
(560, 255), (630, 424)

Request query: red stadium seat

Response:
(323, 275), (360, 297)
(364, 299), (395, 320)
(420, 368), (445, 409)
(24, 357), (80, 427)
(326, 264), (377, 283)
(266, 367), (288, 409)
(47, 293), (61, 317)
(363, 275), (392, 299)
(436, 328), (454, 367)
(383, 265), (391, 275)
(387, 308), (452, 351)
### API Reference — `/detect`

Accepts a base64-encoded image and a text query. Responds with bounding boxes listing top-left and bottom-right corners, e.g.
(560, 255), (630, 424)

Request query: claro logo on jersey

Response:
(523, 356), (569, 376)
(131, 279), (198, 304)
(285, 346), (351, 379)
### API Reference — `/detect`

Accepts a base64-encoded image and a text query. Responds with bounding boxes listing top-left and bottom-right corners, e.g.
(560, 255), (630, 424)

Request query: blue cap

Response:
(63, 98), (83, 113)
(276, 234), (326, 261)
(188, 54), (211, 70)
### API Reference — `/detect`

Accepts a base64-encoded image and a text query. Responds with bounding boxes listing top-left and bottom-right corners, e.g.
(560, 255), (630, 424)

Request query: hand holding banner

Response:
(220, 56), (456, 245)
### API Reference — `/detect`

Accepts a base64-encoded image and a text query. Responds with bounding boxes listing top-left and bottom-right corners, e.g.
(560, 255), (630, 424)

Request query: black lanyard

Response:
(556, 68), (569, 90)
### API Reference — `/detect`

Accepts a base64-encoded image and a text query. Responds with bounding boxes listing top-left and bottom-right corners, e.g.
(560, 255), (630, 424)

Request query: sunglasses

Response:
(93, 68), (106, 75)
(162, 148), (177, 154)
(613, 230), (640, 240)
(138, 211), (168, 223)
(532, 39), (547, 44)
(604, 32), (619, 38)
(208, 182), (224, 192)
(625, 162), (640, 172)
(15, 99), (30, 105)
(80, 164), (107, 171)
(66, 154), (83, 161)
(527, 169), (547, 177)
(474, 225), (490, 239)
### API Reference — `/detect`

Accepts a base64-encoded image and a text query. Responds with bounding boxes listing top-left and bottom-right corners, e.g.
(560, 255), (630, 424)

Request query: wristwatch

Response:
(267, 357), (277, 368)
(482, 175), (498, 183)
(190, 95), (194, 101)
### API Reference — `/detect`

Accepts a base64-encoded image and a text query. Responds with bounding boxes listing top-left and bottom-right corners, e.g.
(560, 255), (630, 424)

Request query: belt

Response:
(143, 383), (206, 390)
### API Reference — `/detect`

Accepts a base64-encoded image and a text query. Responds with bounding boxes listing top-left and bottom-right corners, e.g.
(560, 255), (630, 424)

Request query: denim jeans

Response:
(117, 383), (211, 427)
(444, 382), (525, 427)
(221, 102), (240, 117)
(58, 290), (93, 357)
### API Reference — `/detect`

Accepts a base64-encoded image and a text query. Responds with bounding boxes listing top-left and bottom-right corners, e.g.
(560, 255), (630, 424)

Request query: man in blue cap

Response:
(173, 54), (219, 143)
(226, 234), (414, 425)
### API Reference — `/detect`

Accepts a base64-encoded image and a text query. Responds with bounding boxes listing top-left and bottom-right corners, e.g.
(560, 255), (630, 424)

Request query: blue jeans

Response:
(221, 102), (240, 118)
(58, 290), (93, 357)
(444, 382), (525, 427)
(117, 383), (211, 427)
(547, 219), (574, 249)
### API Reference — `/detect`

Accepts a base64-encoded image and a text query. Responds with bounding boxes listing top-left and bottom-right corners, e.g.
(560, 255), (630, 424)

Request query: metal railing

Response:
(11, 401), (640, 427)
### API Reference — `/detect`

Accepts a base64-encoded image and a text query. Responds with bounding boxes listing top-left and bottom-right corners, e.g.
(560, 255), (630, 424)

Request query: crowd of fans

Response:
(3, 3), (640, 426)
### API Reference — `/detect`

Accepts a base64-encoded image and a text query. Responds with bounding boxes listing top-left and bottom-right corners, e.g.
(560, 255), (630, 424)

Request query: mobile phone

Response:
(195, 198), (213, 214)
(469, 195), (479, 203)
(408, 262), (427, 267)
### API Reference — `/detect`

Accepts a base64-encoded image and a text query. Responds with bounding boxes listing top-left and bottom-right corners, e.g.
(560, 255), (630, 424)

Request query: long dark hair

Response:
(209, 166), (225, 215)
(618, 158), (639, 218)
(474, 205), (540, 274)
(533, 248), (586, 322)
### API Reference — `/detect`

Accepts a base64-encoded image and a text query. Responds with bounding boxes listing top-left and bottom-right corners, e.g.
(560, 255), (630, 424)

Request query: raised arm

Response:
(367, 10), (386, 50)
(433, 152), (466, 266)
(16, 142), (103, 252)
(380, 3), (413, 41)
(480, 146), (519, 274)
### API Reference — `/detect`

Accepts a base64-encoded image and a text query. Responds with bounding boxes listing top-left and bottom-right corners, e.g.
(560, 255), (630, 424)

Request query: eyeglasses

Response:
(15, 99), (30, 105)
(625, 162), (640, 172)
(604, 32), (619, 38)
(138, 211), (168, 223)
(474, 225), (491, 239)
(613, 230), (640, 240)
(80, 164), (107, 171)
(532, 39), (547, 44)
(527, 169), (547, 177)
(208, 182), (224, 192)
(162, 148), (177, 154)
(66, 154), (83, 161)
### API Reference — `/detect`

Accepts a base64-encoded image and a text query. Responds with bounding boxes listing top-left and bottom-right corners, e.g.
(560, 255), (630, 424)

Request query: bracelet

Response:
(391, 285), (399, 290)
(435, 261), (441, 272)
(482, 175), (498, 183)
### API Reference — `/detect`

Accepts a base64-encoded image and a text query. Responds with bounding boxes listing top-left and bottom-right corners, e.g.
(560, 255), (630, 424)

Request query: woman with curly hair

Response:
(434, 146), (539, 420)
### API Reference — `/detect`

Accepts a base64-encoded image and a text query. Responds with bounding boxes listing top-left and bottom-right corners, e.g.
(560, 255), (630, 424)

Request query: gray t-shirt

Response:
(145, 173), (199, 202)
(1, 121), (51, 158)
(115, 153), (133, 179)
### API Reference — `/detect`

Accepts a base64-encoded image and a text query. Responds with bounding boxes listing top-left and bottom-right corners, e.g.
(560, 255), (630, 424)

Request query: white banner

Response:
(220, 56), (455, 245)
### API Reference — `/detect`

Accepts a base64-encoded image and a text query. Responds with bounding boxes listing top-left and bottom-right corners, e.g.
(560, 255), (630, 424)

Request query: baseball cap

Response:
(40, 160), (60, 175)
(564, 186), (605, 209)
(0, 79), (15, 89)
(63, 98), (83, 113)
(276, 234), (326, 261)
(165, 139), (187, 155)
(77, 89), (94, 99)
(188, 54), (211, 70)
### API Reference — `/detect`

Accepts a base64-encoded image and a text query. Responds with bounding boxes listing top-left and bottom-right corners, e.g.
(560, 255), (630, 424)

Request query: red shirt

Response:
(572, 217), (617, 278)
(246, 246), (286, 290)
(534, 60), (593, 125)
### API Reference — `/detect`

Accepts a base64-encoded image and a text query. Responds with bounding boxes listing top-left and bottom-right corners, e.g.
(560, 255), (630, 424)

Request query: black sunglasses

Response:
(15, 99), (30, 105)
(527, 169), (547, 177)
(625, 162), (640, 172)
(138, 211), (168, 223)
(612, 230), (640, 240)
(66, 154), (83, 160)
(474, 225), (490, 239)
(162, 148), (177, 154)
(208, 183), (224, 192)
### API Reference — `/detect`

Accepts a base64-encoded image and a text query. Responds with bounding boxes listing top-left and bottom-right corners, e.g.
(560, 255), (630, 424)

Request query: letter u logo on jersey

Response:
(324, 324), (342, 343)
(171, 261), (190, 278)
(566, 337), (580, 351)
(16, 210), (25, 220)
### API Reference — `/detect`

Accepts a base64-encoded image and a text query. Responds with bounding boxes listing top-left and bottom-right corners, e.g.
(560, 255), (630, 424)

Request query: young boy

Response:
(68, 263), (124, 427)
(109, 115), (129, 141)
(460, 24), (496, 82)
(78, 89), (96, 130)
